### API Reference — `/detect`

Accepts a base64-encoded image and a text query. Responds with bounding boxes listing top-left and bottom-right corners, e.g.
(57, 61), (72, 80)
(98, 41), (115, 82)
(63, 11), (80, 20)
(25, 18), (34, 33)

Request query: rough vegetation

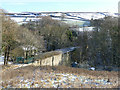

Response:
(1, 65), (119, 88)
(73, 16), (120, 68)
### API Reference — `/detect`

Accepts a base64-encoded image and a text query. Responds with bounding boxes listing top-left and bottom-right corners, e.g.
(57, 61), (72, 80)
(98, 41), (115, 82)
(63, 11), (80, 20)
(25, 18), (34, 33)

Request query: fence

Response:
(15, 57), (34, 64)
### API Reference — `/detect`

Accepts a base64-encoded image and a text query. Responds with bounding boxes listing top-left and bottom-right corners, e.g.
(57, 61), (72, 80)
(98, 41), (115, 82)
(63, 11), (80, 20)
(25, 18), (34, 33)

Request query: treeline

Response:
(22, 16), (77, 51)
(73, 16), (120, 67)
(1, 11), (45, 65)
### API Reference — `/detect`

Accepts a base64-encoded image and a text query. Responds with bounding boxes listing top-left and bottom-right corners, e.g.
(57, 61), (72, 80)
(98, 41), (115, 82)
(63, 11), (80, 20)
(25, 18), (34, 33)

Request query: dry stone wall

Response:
(33, 51), (71, 66)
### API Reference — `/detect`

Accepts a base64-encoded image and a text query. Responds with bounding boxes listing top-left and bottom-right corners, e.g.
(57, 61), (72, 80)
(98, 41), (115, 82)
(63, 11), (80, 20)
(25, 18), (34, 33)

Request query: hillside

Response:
(5, 12), (119, 25)
(1, 65), (119, 88)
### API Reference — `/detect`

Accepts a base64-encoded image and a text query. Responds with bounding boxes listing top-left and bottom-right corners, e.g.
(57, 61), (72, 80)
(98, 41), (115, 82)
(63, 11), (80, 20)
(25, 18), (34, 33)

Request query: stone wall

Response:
(33, 51), (72, 66)
(33, 52), (63, 66)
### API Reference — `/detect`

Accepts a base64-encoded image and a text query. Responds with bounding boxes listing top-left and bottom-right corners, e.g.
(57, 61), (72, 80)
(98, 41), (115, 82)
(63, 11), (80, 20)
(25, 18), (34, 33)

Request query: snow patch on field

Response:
(1, 72), (113, 88)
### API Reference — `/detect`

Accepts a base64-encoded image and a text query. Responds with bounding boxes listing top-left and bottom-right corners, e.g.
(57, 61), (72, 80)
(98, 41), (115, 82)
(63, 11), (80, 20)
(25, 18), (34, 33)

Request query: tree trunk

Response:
(26, 51), (28, 60)
(6, 46), (10, 65)
(4, 48), (7, 65)
(4, 46), (10, 65)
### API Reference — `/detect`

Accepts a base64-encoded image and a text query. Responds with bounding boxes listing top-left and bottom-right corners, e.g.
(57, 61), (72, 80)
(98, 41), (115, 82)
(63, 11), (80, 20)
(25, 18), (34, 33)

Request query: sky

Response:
(0, 0), (119, 13)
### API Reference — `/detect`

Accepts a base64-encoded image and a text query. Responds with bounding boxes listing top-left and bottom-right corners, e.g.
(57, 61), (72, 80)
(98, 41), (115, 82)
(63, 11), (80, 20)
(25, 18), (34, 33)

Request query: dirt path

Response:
(1, 63), (33, 72)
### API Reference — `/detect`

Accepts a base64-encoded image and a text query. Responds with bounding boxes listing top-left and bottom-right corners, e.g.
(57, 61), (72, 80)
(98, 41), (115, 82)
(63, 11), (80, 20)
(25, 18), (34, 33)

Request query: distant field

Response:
(62, 19), (89, 27)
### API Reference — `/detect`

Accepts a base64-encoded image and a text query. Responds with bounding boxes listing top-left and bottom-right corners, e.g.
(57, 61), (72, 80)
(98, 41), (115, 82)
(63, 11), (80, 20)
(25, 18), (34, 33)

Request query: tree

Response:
(22, 16), (76, 51)
(2, 10), (45, 65)
(0, 9), (3, 55)
(15, 26), (45, 59)
(73, 16), (120, 68)
(2, 12), (19, 65)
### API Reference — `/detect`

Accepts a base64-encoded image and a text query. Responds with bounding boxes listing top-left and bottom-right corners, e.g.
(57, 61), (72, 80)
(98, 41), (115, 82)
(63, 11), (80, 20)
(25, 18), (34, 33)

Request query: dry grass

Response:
(1, 65), (11, 70)
(2, 65), (119, 80)
(2, 65), (36, 81)
(38, 66), (119, 80)
(1, 65), (119, 88)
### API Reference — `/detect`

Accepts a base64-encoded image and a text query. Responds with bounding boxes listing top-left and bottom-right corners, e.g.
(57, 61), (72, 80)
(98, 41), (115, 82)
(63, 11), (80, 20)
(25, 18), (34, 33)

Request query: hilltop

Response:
(5, 12), (119, 25)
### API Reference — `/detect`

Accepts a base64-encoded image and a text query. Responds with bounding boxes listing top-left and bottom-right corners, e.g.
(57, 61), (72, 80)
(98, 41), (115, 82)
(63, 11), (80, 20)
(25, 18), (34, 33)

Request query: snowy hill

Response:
(6, 12), (118, 25)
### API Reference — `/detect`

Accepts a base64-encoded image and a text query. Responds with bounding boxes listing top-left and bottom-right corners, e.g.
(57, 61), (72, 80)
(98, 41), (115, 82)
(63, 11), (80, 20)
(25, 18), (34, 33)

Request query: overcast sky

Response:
(0, 0), (119, 13)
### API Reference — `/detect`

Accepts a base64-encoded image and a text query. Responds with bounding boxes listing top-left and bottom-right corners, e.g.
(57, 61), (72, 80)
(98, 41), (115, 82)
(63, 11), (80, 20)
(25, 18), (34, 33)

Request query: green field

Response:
(63, 20), (86, 27)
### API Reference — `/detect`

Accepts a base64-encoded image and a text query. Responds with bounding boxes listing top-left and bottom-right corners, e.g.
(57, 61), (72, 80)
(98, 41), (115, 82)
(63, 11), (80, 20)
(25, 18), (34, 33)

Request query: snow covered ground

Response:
(78, 27), (95, 32)
(67, 12), (118, 20)
(1, 72), (114, 88)
(7, 12), (118, 25)
(0, 56), (13, 65)
(1, 64), (118, 88)
(12, 64), (32, 70)
(0, 56), (4, 65)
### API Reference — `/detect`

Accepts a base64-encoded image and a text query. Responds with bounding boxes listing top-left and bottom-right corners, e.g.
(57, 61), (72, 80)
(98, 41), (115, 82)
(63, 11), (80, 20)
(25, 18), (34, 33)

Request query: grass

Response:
(2, 65), (119, 83)
(1, 63), (119, 88)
